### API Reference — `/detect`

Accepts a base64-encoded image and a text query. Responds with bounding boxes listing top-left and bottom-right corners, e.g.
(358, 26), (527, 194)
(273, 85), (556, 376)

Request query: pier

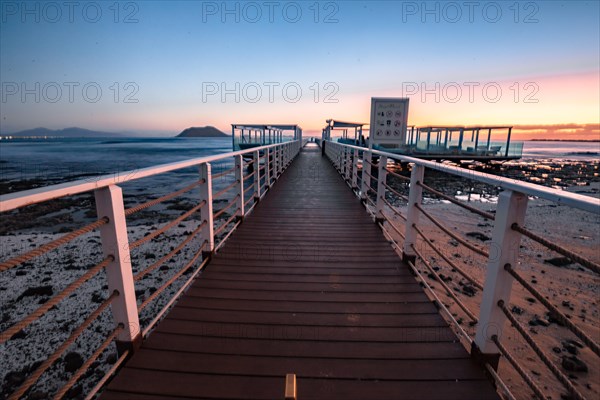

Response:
(1, 139), (598, 400)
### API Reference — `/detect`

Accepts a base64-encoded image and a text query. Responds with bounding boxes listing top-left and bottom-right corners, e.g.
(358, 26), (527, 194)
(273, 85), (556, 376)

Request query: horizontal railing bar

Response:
(8, 291), (118, 400)
(0, 141), (298, 212)
(142, 255), (210, 337)
(326, 141), (600, 214)
(0, 217), (109, 272)
(138, 241), (207, 312)
(415, 203), (489, 258)
(382, 182), (408, 201)
(244, 196), (254, 208)
(1, 255), (114, 344)
(130, 200), (205, 249)
(411, 244), (478, 322)
(512, 223), (600, 274)
(498, 301), (585, 400)
(214, 195), (239, 220)
(212, 166), (236, 180)
(381, 196), (407, 221)
(53, 324), (124, 400)
(384, 167), (411, 182)
(84, 350), (129, 400)
(407, 260), (473, 346)
(213, 180), (239, 199)
(133, 221), (206, 282)
(491, 335), (546, 400)
(125, 179), (205, 216)
(243, 184), (254, 194)
(214, 212), (239, 237)
(504, 264), (599, 356)
(414, 225), (483, 290)
(364, 171), (378, 182)
(243, 171), (256, 181)
(215, 220), (242, 252)
(485, 363), (517, 400)
(418, 181), (495, 220)
(380, 212), (405, 239)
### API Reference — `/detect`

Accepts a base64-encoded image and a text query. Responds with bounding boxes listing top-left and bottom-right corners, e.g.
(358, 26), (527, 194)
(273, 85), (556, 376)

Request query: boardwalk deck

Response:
(101, 145), (500, 400)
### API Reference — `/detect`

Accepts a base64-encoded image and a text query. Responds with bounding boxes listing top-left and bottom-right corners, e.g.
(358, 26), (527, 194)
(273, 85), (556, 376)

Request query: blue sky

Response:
(0, 1), (598, 137)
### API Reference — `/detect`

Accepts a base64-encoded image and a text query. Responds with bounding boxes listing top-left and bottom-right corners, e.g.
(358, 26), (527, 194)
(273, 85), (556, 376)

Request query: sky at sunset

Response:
(0, 1), (598, 139)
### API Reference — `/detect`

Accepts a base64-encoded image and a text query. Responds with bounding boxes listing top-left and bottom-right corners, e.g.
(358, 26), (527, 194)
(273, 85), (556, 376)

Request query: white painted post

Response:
(474, 190), (528, 363)
(198, 163), (214, 255)
(360, 150), (372, 201)
(94, 185), (141, 352)
(401, 164), (424, 263)
(266, 148), (272, 188)
(253, 150), (261, 201)
(344, 147), (351, 182)
(278, 145), (284, 176)
(351, 149), (358, 189)
(376, 155), (388, 222)
(234, 155), (245, 219)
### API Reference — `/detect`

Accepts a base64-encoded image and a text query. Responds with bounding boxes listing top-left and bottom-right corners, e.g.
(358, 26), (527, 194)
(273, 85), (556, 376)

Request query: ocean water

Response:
(0, 137), (598, 196)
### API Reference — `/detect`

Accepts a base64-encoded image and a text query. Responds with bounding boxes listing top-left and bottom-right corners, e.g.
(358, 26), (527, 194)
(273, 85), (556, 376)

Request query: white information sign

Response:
(369, 97), (409, 147)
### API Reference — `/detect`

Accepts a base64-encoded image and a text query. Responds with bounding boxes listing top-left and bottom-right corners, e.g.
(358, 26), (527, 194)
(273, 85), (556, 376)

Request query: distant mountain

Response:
(177, 126), (228, 138)
(8, 127), (123, 138)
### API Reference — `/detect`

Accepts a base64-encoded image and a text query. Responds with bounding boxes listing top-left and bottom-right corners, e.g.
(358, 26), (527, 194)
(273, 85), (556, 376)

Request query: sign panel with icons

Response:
(369, 97), (409, 147)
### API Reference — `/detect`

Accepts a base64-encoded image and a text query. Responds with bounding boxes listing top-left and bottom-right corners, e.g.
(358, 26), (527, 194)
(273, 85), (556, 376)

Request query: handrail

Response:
(325, 141), (600, 214)
(0, 141), (293, 212)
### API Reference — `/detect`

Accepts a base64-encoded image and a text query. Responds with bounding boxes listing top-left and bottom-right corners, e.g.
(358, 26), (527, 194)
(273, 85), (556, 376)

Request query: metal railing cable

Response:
(411, 244), (478, 322)
(129, 200), (206, 249)
(417, 181), (496, 220)
(214, 195), (239, 220)
(244, 184), (254, 194)
(52, 323), (124, 400)
(381, 196), (407, 221)
(498, 300), (586, 400)
(407, 260), (473, 345)
(1, 255), (114, 344)
(212, 166), (236, 180)
(84, 350), (129, 400)
(414, 225), (483, 290)
(213, 180), (239, 199)
(133, 221), (207, 282)
(504, 264), (600, 356)
(244, 196), (254, 208)
(384, 167), (411, 182)
(214, 212), (239, 237)
(512, 223), (600, 274)
(363, 171), (378, 182)
(0, 217), (109, 272)
(124, 180), (204, 216)
(380, 213), (405, 240)
(382, 182), (408, 201)
(138, 241), (207, 312)
(8, 291), (119, 400)
(485, 363), (518, 400)
(243, 171), (256, 181)
(415, 203), (489, 258)
(215, 221), (242, 252)
(491, 335), (546, 400)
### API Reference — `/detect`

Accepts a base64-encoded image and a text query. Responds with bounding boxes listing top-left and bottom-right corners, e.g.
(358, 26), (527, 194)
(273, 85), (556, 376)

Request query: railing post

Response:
(253, 150), (261, 201)
(234, 155), (245, 220)
(401, 164), (424, 264)
(278, 145), (284, 175)
(351, 149), (358, 190)
(375, 155), (387, 223)
(266, 148), (272, 188)
(94, 185), (141, 353)
(473, 190), (528, 369)
(360, 150), (372, 202)
(344, 147), (351, 182)
(198, 163), (214, 256)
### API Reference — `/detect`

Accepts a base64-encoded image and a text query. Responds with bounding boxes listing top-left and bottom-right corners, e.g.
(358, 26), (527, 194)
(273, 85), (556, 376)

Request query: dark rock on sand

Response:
(64, 352), (84, 373)
(17, 285), (53, 300)
(545, 257), (573, 267)
(561, 356), (588, 372)
(465, 232), (491, 241)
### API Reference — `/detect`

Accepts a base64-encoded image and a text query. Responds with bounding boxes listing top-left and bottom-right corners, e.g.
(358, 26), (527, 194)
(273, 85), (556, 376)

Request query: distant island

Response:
(5, 127), (123, 138)
(177, 126), (228, 138)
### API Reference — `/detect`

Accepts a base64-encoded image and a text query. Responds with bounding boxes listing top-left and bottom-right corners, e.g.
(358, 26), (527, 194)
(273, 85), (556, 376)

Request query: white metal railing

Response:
(324, 140), (599, 400)
(0, 139), (304, 399)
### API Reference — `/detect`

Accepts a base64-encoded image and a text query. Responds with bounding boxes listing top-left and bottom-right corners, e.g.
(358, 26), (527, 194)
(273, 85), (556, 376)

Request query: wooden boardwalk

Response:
(101, 146), (500, 400)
